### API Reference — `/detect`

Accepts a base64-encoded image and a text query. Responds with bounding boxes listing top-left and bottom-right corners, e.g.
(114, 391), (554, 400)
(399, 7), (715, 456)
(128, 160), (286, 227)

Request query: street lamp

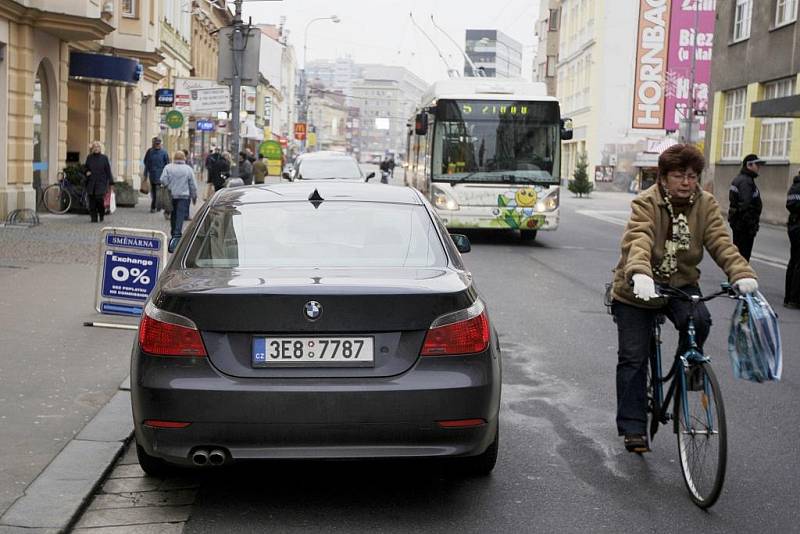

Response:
(478, 37), (515, 77)
(302, 15), (340, 150)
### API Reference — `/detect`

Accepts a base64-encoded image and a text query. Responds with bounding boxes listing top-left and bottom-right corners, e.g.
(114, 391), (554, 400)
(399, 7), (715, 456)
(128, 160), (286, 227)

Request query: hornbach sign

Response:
(632, 0), (670, 129)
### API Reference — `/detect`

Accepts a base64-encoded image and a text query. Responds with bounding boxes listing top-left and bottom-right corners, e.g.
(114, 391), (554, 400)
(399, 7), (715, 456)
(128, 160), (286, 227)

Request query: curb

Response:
(0, 378), (134, 533)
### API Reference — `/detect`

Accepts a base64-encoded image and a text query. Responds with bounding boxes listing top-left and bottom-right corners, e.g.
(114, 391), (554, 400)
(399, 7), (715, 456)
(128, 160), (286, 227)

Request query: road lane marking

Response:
(576, 210), (788, 269)
(575, 209), (629, 227)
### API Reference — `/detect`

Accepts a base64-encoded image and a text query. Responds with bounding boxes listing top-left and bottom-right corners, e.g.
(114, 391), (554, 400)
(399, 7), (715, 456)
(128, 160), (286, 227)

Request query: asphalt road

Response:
(173, 191), (799, 533)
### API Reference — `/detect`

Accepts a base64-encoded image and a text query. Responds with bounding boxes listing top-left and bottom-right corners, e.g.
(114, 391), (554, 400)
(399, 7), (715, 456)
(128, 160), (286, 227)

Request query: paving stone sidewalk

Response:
(0, 195), (199, 528)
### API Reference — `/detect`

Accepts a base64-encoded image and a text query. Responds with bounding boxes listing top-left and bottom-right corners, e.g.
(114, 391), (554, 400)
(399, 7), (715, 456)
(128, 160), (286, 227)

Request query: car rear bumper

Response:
(132, 347), (501, 465)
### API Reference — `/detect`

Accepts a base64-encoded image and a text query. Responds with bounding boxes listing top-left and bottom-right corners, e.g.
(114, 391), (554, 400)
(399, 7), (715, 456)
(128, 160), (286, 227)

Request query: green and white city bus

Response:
(405, 78), (572, 240)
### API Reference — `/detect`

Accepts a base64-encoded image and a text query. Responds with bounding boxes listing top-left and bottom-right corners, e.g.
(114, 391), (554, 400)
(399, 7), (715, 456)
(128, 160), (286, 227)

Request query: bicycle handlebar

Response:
(654, 282), (742, 302)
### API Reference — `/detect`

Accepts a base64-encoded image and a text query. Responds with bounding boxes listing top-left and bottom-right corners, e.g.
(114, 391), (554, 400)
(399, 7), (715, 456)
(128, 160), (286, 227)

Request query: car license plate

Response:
(252, 337), (374, 367)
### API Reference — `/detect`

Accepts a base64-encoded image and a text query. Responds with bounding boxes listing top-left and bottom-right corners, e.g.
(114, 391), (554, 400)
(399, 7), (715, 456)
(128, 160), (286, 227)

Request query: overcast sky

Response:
(240, 0), (541, 84)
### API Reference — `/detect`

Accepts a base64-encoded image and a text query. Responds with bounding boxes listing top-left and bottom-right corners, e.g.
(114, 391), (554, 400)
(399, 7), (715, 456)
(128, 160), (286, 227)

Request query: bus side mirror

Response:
(560, 118), (573, 141)
(414, 113), (428, 136)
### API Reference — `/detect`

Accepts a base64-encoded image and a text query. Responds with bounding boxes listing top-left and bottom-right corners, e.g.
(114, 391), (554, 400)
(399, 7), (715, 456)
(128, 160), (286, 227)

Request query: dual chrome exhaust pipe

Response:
(191, 448), (228, 466)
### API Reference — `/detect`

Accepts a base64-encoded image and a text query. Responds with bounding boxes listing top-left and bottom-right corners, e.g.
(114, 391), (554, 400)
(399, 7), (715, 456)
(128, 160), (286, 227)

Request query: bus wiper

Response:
(438, 172), (479, 184)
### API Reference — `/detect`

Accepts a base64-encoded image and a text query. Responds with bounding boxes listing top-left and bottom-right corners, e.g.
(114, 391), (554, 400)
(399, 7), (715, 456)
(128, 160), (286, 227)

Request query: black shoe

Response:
(150, 209), (156, 213)
(624, 434), (650, 453)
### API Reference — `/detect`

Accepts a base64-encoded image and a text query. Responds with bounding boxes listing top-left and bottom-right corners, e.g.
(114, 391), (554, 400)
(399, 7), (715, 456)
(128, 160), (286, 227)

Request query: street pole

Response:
(685, 3), (700, 145)
(228, 0), (244, 177)
(302, 15), (340, 152)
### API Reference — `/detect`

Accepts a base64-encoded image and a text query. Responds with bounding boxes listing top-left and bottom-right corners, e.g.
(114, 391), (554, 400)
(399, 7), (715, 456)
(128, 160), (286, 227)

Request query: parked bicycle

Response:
(41, 171), (89, 214)
(645, 283), (741, 509)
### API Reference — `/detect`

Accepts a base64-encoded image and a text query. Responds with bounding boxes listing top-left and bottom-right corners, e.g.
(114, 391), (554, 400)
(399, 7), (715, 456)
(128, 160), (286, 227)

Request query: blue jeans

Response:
(149, 178), (160, 210)
(170, 198), (190, 240)
(612, 285), (712, 436)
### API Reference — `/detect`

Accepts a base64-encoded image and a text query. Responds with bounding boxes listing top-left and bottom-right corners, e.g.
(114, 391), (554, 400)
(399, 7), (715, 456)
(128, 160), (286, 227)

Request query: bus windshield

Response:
(432, 100), (561, 185)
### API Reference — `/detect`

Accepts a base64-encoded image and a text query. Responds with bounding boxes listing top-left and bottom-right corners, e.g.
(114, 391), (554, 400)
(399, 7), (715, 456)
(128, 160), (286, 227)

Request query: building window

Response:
(549, 9), (560, 31)
(776, 0), (799, 26)
(733, 0), (753, 41)
(122, 0), (137, 18)
(760, 78), (795, 159)
(722, 88), (746, 160)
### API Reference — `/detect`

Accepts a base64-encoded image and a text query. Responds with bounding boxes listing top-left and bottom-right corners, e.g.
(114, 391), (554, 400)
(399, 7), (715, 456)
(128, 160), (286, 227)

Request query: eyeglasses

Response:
(666, 171), (699, 182)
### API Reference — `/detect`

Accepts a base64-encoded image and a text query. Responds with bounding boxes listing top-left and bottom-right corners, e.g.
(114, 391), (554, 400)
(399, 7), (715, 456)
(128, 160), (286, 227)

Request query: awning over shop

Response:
(751, 95), (800, 118)
(69, 52), (142, 87)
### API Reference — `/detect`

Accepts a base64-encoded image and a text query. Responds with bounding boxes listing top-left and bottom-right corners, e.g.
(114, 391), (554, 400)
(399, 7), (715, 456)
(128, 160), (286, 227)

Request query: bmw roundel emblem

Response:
(304, 300), (322, 321)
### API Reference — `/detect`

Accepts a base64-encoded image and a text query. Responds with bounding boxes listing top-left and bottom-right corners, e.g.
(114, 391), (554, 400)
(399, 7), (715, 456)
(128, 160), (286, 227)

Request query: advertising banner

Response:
(175, 78), (231, 116)
(96, 228), (168, 317)
(155, 89), (174, 107)
(632, 0), (671, 129)
(663, 1), (715, 134)
(294, 122), (307, 141)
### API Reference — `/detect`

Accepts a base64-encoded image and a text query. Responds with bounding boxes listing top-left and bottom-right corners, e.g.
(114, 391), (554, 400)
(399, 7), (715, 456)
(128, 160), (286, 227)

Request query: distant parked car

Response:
(131, 181), (501, 477)
(287, 152), (374, 182)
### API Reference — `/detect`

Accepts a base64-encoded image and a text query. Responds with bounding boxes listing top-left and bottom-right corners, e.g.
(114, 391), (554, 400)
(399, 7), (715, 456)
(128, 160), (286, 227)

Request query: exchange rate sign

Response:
(96, 228), (168, 317)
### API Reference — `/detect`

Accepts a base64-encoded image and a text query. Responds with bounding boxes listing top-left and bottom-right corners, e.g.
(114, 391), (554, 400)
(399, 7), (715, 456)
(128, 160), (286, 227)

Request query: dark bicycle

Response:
(645, 283), (741, 509)
(41, 171), (89, 214)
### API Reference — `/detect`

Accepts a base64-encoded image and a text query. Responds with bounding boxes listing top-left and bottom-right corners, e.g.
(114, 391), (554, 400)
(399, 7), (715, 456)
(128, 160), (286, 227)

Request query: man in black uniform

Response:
(728, 154), (765, 261)
(785, 171), (800, 309)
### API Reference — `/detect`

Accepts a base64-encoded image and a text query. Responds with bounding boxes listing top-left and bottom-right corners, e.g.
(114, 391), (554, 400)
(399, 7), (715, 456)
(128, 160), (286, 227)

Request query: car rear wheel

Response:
(455, 426), (498, 476)
(136, 442), (175, 478)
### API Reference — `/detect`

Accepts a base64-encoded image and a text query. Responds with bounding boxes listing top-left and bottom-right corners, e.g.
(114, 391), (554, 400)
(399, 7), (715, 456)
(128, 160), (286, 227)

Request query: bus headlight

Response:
(432, 186), (460, 211)
(535, 190), (559, 212)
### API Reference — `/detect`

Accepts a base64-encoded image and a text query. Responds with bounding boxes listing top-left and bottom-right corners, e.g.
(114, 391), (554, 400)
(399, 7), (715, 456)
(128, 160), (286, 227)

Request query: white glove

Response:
(632, 274), (658, 301)
(734, 277), (758, 294)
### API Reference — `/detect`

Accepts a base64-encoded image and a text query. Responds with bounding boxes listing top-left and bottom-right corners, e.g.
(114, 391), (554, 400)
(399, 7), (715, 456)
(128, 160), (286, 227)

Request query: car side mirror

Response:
(366, 172), (375, 182)
(560, 118), (574, 141)
(414, 113), (428, 136)
(450, 234), (471, 253)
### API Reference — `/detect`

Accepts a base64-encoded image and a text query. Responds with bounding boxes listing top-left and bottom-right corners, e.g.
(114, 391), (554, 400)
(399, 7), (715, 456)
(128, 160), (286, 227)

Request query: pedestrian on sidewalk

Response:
(160, 151), (197, 253)
(205, 146), (222, 197)
(728, 154), (765, 261)
(239, 151), (254, 185)
(253, 153), (268, 184)
(212, 152), (231, 191)
(84, 141), (114, 223)
(143, 137), (170, 213)
(785, 171), (800, 309)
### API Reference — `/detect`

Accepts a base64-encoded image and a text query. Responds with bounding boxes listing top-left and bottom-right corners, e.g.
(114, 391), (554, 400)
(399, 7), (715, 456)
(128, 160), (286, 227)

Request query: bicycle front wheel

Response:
(42, 184), (71, 214)
(675, 362), (727, 508)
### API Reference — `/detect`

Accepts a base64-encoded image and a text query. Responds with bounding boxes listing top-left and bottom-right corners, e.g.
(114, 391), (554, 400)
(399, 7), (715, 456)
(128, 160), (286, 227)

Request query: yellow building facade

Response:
(0, 0), (166, 219)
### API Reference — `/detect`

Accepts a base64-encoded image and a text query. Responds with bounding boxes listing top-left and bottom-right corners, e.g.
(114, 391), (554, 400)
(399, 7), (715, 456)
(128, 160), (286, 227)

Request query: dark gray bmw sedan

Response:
(132, 182), (501, 476)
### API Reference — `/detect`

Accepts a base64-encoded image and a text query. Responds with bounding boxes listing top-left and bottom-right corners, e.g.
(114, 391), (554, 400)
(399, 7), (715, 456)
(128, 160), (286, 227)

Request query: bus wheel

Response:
(520, 230), (537, 241)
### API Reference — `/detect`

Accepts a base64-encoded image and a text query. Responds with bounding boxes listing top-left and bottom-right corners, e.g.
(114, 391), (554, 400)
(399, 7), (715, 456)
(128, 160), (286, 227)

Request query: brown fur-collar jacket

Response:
(611, 184), (756, 308)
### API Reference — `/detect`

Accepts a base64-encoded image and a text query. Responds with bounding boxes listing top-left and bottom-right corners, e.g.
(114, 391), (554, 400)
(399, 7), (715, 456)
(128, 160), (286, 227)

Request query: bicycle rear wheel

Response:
(675, 362), (726, 508)
(42, 184), (71, 214)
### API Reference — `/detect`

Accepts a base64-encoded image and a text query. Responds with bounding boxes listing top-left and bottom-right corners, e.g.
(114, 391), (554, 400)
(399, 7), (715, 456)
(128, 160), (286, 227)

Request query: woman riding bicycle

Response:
(610, 144), (758, 453)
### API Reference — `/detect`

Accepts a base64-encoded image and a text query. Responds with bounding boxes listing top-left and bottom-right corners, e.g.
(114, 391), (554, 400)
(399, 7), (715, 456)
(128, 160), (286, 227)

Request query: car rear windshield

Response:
(297, 158), (362, 179)
(185, 201), (448, 268)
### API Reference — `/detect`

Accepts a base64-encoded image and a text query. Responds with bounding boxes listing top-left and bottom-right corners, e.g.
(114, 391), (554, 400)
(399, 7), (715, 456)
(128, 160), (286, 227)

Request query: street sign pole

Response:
(229, 0), (244, 177)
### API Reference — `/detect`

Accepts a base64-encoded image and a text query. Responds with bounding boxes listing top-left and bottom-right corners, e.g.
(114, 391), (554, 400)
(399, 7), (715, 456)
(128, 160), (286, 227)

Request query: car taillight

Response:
(421, 300), (490, 356)
(138, 301), (207, 357)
